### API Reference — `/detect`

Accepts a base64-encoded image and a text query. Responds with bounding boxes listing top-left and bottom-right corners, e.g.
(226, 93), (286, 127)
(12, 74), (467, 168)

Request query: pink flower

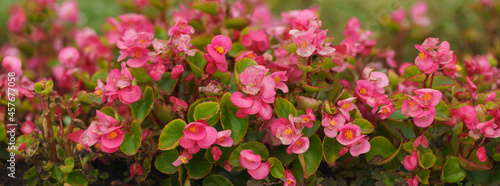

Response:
(403, 151), (418, 171)
(466, 77), (478, 100)
(338, 147), (349, 156)
(100, 126), (125, 150)
(183, 122), (208, 141)
(215, 130), (233, 147)
(241, 29), (269, 52)
(117, 30), (153, 68)
(180, 122), (218, 152)
(321, 114), (346, 138)
(336, 124), (364, 146)
(104, 64), (142, 105)
(284, 170), (296, 186)
(362, 67), (389, 94)
(130, 162), (144, 179)
(414, 88), (442, 109)
(58, 47), (80, 67)
(271, 118), (298, 145)
(355, 80), (375, 100)
(240, 149), (262, 170)
(406, 176), (419, 186)
(21, 121), (34, 135)
(410, 1), (430, 27)
(170, 96), (188, 112)
(171, 64), (184, 80)
(391, 6), (406, 25)
(401, 98), (423, 117)
(477, 147), (487, 162)
(414, 50), (438, 74)
(2, 56), (23, 76)
(212, 146), (222, 161)
(57, 0), (79, 23)
(458, 105), (479, 129)
(290, 31), (316, 58)
(337, 97), (356, 120)
(206, 35), (232, 73)
(286, 136), (310, 154)
(378, 102), (395, 120)
(150, 64), (166, 81)
(168, 18), (194, 36)
(413, 135), (429, 148)
(296, 108), (315, 129)
(414, 110), (435, 128)
(477, 119), (500, 138)
(7, 9), (26, 34)
(173, 151), (193, 166)
(313, 30), (335, 56)
(349, 138), (370, 157)
(247, 162), (270, 180)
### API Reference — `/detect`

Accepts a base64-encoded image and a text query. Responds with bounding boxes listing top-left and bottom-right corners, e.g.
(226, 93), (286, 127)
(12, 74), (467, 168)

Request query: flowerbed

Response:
(1, 0), (500, 185)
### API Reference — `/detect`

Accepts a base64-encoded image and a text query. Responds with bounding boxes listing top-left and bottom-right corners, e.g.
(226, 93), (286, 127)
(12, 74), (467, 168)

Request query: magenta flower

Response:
(406, 176), (419, 186)
(413, 135), (429, 148)
(336, 124), (364, 146)
(477, 119), (500, 138)
(173, 151), (193, 167)
(414, 88), (442, 109)
(295, 108), (315, 129)
(403, 151), (418, 171)
(290, 31), (316, 58)
(2, 56), (23, 76)
(410, 1), (430, 27)
(284, 170), (296, 186)
(215, 130), (233, 147)
(212, 146), (222, 161)
(57, 0), (79, 23)
(183, 122), (208, 141)
(477, 147), (487, 162)
(401, 98), (423, 117)
(349, 138), (370, 157)
(168, 18), (194, 36)
(240, 149), (262, 170)
(58, 47), (80, 67)
(415, 50), (438, 74)
(466, 77), (478, 100)
(247, 162), (270, 180)
(286, 136), (310, 154)
(171, 64), (184, 80)
(104, 63), (142, 105)
(21, 121), (34, 135)
(150, 64), (166, 81)
(180, 121), (218, 152)
(206, 35), (232, 73)
(100, 126), (124, 151)
(355, 80), (375, 100)
(321, 114), (346, 138)
(271, 118), (298, 145)
(241, 29), (269, 52)
(458, 105), (479, 129)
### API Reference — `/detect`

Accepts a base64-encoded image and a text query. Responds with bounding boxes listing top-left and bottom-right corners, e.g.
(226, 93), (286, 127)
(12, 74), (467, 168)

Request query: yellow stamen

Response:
(94, 143), (100, 149)
(215, 46), (225, 54)
(409, 101), (416, 108)
(345, 130), (353, 140)
(248, 53), (255, 58)
(76, 144), (83, 151)
(296, 140), (302, 146)
(96, 90), (103, 96)
(108, 131), (118, 139)
(134, 51), (140, 58)
(188, 126), (198, 133)
(181, 157), (188, 163)
(421, 93), (431, 101)
(382, 108), (389, 114)
(360, 88), (367, 95)
(288, 180), (292, 185)
(343, 102), (350, 109)
(274, 76), (281, 83)
(246, 158), (252, 162)
(303, 117), (310, 122)
(301, 41), (307, 48)
(219, 137), (225, 142)
(455, 64), (462, 72)
(418, 52), (426, 59)
(140, 39), (145, 44)
(111, 26), (116, 32)
(330, 120), (336, 126)
(285, 129), (292, 135)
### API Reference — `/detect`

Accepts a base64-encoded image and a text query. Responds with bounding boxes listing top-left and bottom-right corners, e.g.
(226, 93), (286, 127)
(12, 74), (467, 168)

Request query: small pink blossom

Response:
(413, 135), (429, 148)
(173, 151), (193, 167)
(401, 98), (423, 117)
(349, 138), (370, 157)
(410, 1), (430, 27)
(336, 124), (364, 146)
(168, 18), (194, 36)
(414, 88), (442, 109)
(2, 56), (23, 76)
(171, 64), (184, 80)
(378, 102), (395, 120)
(403, 151), (418, 171)
(57, 0), (79, 23)
(215, 130), (233, 147)
(466, 77), (478, 100)
(321, 114), (346, 138)
(290, 31), (316, 58)
(414, 110), (435, 128)
(406, 176), (419, 186)
(355, 80), (375, 100)
(130, 162), (144, 179)
(21, 121), (34, 135)
(247, 162), (270, 180)
(170, 96), (188, 112)
(100, 127), (125, 152)
(286, 136), (310, 154)
(477, 119), (500, 138)
(206, 35), (232, 73)
(240, 149), (262, 170)
(212, 146), (222, 161)
(284, 170), (296, 186)
(7, 8), (26, 34)
(477, 146), (487, 162)
(241, 29), (269, 52)
(362, 67), (389, 94)
(58, 47), (80, 67)
(271, 118), (298, 145)
(391, 6), (406, 25)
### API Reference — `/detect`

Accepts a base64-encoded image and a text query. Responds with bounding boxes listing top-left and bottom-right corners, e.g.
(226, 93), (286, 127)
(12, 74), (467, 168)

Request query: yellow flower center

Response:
(418, 52), (426, 59)
(108, 131), (118, 139)
(330, 120), (336, 126)
(248, 53), (255, 58)
(96, 90), (103, 96)
(296, 140), (302, 146)
(343, 102), (350, 109)
(181, 157), (188, 163)
(345, 130), (353, 140)
(246, 158), (252, 162)
(301, 41), (307, 48)
(188, 126), (198, 133)
(140, 39), (145, 44)
(455, 64), (462, 72)
(134, 51), (140, 58)
(285, 129), (292, 135)
(288, 180), (292, 185)
(303, 117), (310, 122)
(382, 108), (389, 114)
(94, 143), (100, 149)
(215, 46), (225, 54)
(360, 88), (367, 95)
(274, 76), (281, 83)
(111, 26), (116, 32)
(421, 93), (431, 101)
(76, 144), (83, 151)
(409, 101), (416, 108)
(219, 137), (225, 142)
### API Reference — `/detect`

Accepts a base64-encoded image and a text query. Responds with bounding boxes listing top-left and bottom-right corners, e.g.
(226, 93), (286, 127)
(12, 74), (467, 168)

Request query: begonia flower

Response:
(206, 35), (232, 73)
(403, 151), (418, 171)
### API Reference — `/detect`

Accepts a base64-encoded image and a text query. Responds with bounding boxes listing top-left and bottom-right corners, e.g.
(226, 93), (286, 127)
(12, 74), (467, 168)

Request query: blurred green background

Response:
(0, 0), (497, 63)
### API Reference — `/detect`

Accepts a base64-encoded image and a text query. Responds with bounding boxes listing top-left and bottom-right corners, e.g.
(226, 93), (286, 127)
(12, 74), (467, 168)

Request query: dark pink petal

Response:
(69, 130), (84, 143)
(231, 92), (254, 108)
(100, 143), (120, 153)
(259, 103), (273, 120)
(477, 146), (487, 162)
(118, 86), (142, 105)
(184, 123), (207, 141)
(247, 162), (269, 180)
(101, 127), (125, 149)
(240, 149), (262, 170)
(212, 146), (222, 161)
(198, 127), (218, 149)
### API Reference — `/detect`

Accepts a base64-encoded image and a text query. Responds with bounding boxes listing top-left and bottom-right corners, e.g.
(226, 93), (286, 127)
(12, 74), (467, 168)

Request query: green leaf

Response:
(34, 80), (53, 95)
(59, 157), (74, 173)
(365, 136), (402, 165)
(321, 57), (338, 70)
(353, 118), (374, 134)
(416, 169), (431, 184)
(50, 166), (64, 182)
(275, 97), (297, 118)
(131, 86), (154, 122)
(184, 154), (213, 179)
(188, 97), (219, 123)
(301, 80), (327, 93)
(203, 174), (233, 186)
(295, 96), (323, 111)
(155, 72), (178, 95)
(130, 67), (153, 83)
(228, 141), (269, 167)
(298, 135), (322, 178)
(192, 34), (213, 50)
(186, 51), (207, 78)
(427, 75), (456, 91)
(220, 93), (248, 145)
(0, 122), (5, 141)
(120, 120), (142, 155)
(442, 156), (466, 183)
(458, 152), (492, 171)
(65, 170), (87, 186)
(191, 1), (219, 15)
(382, 119), (415, 141)
(193, 101), (220, 125)
(389, 110), (409, 121)
(273, 145), (297, 166)
(435, 100), (451, 121)
(292, 159), (304, 185)
(268, 157), (285, 179)
(155, 150), (179, 174)
(228, 43), (246, 57)
(224, 17), (250, 30)
(419, 152), (436, 169)
(158, 119), (187, 150)
(323, 136), (343, 164)
(404, 65), (426, 82)
(302, 120), (320, 137)
(282, 43), (298, 54)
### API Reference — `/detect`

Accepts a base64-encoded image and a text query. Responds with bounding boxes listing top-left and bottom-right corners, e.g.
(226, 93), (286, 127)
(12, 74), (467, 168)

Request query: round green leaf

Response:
(65, 170), (87, 186)
(193, 101), (220, 125)
(282, 43), (298, 54)
(416, 169), (431, 184)
(458, 152), (492, 171)
(275, 97), (297, 118)
(365, 136), (402, 165)
(353, 118), (374, 134)
(268, 157), (285, 179)
(220, 93), (248, 145)
(203, 174), (233, 186)
(130, 67), (153, 83)
(184, 154), (213, 179)
(188, 97), (219, 123)
(158, 119), (187, 150)
(224, 18), (250, 30)
(131, 86), (154, 122)
(298, 135), (322, 178)
(418, 152), (436, 169)
(323, 136), (343, 164)
(442, 156), (466, 183)
(120, 120), (142, 155)
(228, 43), (246, 57)
(301, 80), (327, 93)
(228, 141), (269, 167)
(272, 145), (297, 166)
(155, 150), (179, 174)
(191, 1), (219, 15)
(155, 72), (178, 95)
(434, 100), (451, 121)
(403, 65), (426, 82)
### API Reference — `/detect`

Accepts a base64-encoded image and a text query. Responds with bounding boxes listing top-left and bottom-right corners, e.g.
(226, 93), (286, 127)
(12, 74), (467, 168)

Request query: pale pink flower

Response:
(286, 136), (310, 154)
(290, 31), (316, 58)
(271, 118), (298, 145)
(349, 138), (370, 157)
(410, 1), (431, 27)
(58, 47), (80, 67)
(21, 121), (34, 135)
(2, 56), (23, 76)
(240, 149), (262, 170)
(477, 119), (500, 138)
(57, 0), (79, 23)
(168, 18), (194, 36)
(321, 114), (346, 138)
(401, 98), (424, 118)
(336, 124), (364, 146)
(173, 151), (193, 166)
(215, 130), (233, 147)
(355, 80), (375, 100)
